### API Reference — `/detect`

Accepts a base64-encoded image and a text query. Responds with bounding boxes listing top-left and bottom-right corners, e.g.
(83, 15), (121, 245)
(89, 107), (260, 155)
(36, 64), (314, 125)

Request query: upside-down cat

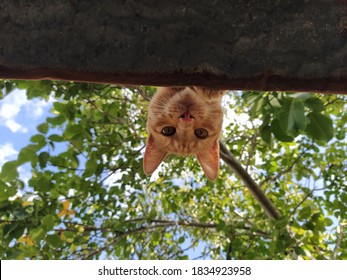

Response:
(143, 87), (226, 181)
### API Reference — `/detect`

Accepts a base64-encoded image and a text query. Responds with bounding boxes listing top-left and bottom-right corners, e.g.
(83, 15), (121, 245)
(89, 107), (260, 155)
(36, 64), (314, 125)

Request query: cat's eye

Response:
(161, 126), (176, 136)
(195, 128), (208, 139)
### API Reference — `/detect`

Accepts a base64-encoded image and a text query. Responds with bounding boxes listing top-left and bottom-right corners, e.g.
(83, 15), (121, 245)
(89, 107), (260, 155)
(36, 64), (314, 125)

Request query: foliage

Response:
(0, 80), (346, 259)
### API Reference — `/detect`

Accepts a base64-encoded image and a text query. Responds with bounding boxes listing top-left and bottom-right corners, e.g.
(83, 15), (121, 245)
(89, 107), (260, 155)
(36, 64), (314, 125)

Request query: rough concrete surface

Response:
(1, 0), (347, 93)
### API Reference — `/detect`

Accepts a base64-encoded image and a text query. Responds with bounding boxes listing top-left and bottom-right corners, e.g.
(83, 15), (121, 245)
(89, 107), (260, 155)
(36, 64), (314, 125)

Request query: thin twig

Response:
(289, 188), (315, 218)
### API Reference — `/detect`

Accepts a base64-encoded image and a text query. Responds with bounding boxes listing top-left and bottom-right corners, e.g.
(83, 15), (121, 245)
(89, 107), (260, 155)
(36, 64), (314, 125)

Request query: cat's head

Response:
(143, 87), (225, 181)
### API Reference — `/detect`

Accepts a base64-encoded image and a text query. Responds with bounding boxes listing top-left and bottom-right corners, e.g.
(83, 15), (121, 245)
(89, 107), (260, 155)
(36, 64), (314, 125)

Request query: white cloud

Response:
(5, 119), (28, 133)
(0, 103), (21, 119)
(0, 143), (18, 167)
(0, 89), (53, 134)
(32, 106), (44, 118)
(27, 97), (54, 118)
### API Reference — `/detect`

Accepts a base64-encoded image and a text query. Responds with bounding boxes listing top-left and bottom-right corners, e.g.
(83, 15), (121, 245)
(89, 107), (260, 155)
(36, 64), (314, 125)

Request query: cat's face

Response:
(144, 87), (225, 181)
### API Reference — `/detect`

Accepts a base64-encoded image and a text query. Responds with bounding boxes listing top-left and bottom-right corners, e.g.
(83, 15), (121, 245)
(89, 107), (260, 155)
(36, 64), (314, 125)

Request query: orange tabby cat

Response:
(143, 87), (225, 181)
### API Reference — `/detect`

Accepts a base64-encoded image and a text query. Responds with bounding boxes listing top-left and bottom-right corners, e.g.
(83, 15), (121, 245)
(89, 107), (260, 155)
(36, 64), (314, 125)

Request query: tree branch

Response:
(219, 140), (281, 220)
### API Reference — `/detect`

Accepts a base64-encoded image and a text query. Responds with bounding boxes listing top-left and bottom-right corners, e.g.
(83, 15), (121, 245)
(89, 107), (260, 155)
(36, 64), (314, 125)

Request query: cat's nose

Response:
(179, 112), (195, 121)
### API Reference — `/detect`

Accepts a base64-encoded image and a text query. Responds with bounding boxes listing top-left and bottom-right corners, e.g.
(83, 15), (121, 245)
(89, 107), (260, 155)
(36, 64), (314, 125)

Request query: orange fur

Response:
(144, 87), (225, 181)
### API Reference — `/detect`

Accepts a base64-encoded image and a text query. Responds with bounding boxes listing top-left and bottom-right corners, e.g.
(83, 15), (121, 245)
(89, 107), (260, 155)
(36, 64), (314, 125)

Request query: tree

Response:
(0, 80), (346, 259)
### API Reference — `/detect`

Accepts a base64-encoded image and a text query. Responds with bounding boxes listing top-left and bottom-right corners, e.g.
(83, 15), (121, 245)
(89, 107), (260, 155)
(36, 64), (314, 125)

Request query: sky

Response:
(0, 89), (54, 173)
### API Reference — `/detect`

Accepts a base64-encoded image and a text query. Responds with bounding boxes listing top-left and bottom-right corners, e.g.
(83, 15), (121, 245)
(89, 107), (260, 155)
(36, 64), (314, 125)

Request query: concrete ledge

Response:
(1, 0), (347, 93)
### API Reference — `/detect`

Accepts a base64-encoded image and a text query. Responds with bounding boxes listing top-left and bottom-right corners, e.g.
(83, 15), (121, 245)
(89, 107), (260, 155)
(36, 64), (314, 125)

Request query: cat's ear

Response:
(196, 141), (220, 181)
(143, 135), (168, 175)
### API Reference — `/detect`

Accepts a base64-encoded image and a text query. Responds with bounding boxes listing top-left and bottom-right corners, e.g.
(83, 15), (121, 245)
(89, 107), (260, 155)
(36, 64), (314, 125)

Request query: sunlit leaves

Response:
(17, 235), (34, 246)
(244, 91), (334, 144)
(57, 201), (76, 219)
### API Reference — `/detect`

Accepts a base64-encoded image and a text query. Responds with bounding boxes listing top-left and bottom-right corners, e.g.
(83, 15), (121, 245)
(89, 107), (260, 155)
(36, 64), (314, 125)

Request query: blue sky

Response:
(0, 89), (54, 179)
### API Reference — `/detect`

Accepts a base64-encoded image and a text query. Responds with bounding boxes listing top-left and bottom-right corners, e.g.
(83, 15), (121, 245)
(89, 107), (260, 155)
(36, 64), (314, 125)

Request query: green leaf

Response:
(29, 173), (51, 192)
(148, 208), (157, 220)
(0, 183), (17, 201)
(268, 96), (281, 108)
(30, 134), (46, 143)
(25, 143), (44, 152)
(271, 119), (294, 142)
(83, 155), (98, 177)
(298, 206), (312, 220)
(216, 220), (227, 231)
(70, 134), (84, 150)
(0, 161), (19, 181)
(53, 102), (75, 120)
(115, 247), (122, 257)
(289, 92), (312, 100)
(42, 214), (55, 231)
(47, 115), (66, 126)
(48, 134), (65, 142)
(305, 112), (334, 142)
(30, 227), (46, 242)
(50, 156), (66, 167)
(37, 123), (49, 134)
(17, 147), (37, 165)
(249, 96), (264, 117)
(260, 125), (272, 145)
(294, 246), (306, 256)
(152, 232), (160, 242)
(38, 152), (50, 169)
(53, 102), (67, 113)
(3, 222), (19, 237)
(26, 81), (53, 99)
(64, 125), (83, 139)
(46, 234), (64, 248)
(13, 208), (30, 219)
(305, 97), (325, 112)
(279, 98), (306, 136)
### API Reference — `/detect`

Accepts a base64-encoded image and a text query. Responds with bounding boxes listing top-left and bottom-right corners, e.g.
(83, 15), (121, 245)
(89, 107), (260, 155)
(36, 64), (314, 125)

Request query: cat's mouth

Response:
(179, 112), (195, 121)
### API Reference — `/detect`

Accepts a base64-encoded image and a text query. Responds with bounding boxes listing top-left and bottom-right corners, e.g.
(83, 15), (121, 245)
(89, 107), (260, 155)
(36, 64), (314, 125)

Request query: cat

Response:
(143, 87), (226, 181)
